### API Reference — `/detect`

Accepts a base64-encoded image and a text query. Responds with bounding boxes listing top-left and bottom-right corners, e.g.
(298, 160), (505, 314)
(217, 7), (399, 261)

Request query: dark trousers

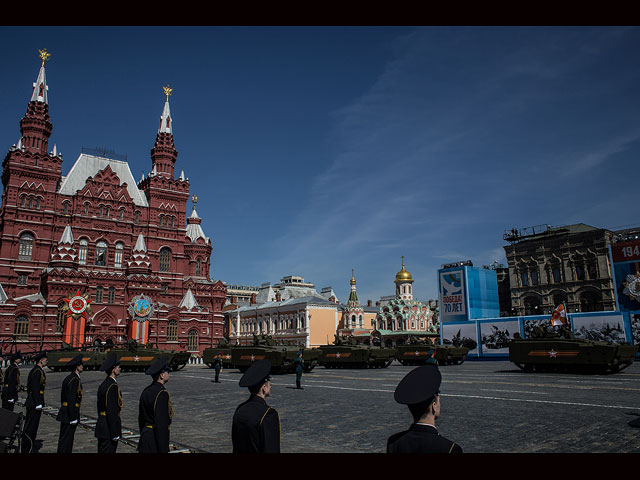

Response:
(57, 422), (77, 453)
(296, 370), (302, 389)
(1, 399), (15, 411)
(214, 368), (220, 382)
(22, 408), (42, 453)
(98, 438), (118, 454)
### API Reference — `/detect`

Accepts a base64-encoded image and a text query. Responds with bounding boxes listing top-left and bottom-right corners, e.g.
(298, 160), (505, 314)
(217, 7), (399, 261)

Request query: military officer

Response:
(95, 352), (122, 453)
(22, 351), (47, 453)
(387, 364), (462, 453)
(232, 359), (281, 453)
(137, 356), (173, 453)
(212, 352), (222, 383)
(1, 353), (22, 411)
(56, 354), (84, 453)
(294, 350), (304, 390)
(425, 348), (437, 365)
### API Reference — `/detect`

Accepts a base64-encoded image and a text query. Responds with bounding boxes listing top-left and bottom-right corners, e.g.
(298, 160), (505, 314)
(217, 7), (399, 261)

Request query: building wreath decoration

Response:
(128, 294), (155, 323)
(61, 291), (92, 347)
(623, 272), (640, 303)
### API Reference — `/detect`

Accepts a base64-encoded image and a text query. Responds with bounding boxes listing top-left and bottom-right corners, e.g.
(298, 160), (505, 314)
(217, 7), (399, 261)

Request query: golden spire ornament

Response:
(163, 84), (173, 101)
(38, 48), (51, 67)
(192, 194), (198, 205)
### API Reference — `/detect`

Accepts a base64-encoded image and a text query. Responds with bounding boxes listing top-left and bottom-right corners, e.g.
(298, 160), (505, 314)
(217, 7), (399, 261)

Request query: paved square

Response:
(7, 359), (640, 453)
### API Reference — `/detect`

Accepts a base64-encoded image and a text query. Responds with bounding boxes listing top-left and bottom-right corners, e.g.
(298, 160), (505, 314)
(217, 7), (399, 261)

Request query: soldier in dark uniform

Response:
(137, 356), (173, 453)
(232, 359), (281, 453)
(425, 348), (437, 365)
(95, 352), (122, 453)
(22, 351), (47, 453)
(56, 354), (84, 453)
(387, 364), (462, 453)
(294, 350), (304, 389)
(212, 352), (222, 383)
(1, 353), (22, 411)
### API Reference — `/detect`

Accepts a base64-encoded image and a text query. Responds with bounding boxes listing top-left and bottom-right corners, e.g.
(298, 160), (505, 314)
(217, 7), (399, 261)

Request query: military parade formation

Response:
(0, 344), (466, 454)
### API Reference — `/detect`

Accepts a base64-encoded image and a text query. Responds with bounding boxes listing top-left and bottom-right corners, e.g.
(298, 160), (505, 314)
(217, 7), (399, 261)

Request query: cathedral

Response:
(0, 50), (226, 356)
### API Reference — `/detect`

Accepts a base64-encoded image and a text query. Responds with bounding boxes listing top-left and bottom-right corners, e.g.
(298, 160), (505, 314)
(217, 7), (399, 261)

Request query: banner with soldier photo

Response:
(441, 322), (479, 357)
(479, 320), (521, 356)
(571, 313), (628, 344)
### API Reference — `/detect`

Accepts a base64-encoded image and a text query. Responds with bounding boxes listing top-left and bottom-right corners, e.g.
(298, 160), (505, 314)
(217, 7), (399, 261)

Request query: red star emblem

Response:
(548, 349), (557, 358)
(224, 354), (231, 359)
(250, 354), (255, 361)
(414, 351), (420, 356)
(336, 352), (341, 358)
(134, 356), (140, 362)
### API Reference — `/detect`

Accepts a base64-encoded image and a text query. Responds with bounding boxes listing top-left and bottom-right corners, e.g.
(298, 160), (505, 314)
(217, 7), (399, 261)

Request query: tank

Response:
(230, 334), (321, 374)
(203, 338), (234, 369)
(46, 340), (191, 372)
(396, 336), (469, 366)
(509, 324), (639, 374)
(318, 335), (396, 369)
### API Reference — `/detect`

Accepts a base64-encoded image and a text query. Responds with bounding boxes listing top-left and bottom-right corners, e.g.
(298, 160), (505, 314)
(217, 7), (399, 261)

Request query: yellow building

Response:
(227, 296), (340, 347)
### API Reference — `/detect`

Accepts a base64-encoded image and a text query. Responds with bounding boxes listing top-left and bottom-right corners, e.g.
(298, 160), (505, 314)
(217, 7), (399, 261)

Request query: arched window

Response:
(35, 197), (41, 210)
(107, 286), (115, 304)
(95, 240), (108, 266)
(523, 296), (542, 316)
(114, 242), (124, 268)
(20, 196), (25, 207)
(14, 315), (29, 339)
(187, 329), (198, 351)
(196, 258), (201, 276)
(580, 291), (602, 313)
(96, 286), (103, 303)
(134, 211), (140, 224)
(159, 247), (171, 272)
(84, 203), (90, 215)
(167, 320), (178, 342)
(359, 315), (363, 327)
(18, 233), (34, 260)
(78, 238), (88, 265)
(57, 303), (66, 333)
(63, 202), (70, 215)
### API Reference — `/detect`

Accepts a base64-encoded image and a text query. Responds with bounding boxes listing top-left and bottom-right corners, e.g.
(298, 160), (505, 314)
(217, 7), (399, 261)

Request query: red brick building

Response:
(0, 54), (226, 356)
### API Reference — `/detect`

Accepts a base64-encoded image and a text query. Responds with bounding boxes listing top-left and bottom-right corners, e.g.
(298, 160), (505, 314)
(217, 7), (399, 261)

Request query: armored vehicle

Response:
(231, 334), (321, 374)
(509, 325), (639, 374)
(46, 340), (191, 372)
(396, 336), (469, 366)
(318, 335), (396, 369)
(203, 338), (234, 369)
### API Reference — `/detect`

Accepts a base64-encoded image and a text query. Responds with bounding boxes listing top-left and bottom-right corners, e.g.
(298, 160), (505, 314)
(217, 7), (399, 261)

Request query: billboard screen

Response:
(439, 268), (466, 322)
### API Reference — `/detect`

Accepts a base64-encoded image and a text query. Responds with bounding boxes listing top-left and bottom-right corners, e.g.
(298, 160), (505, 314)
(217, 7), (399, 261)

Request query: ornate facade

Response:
(503, 223), (619, 315)
(0, 52), (226, 355)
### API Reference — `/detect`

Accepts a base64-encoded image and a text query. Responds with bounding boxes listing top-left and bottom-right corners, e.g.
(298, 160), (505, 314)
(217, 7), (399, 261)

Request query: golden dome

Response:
(394, 256), (414, 284)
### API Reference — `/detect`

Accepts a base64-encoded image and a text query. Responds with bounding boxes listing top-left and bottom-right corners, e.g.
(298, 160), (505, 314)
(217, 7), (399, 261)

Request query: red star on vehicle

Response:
(250, 354), (255, 361)
(134, 356), (140, 362)
(548, 349), (557, 358)
(336, 352), (341, 358)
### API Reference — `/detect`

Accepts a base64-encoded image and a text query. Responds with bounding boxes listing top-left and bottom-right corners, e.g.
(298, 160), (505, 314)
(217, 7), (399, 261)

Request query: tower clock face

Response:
(69, 295), (88, 314)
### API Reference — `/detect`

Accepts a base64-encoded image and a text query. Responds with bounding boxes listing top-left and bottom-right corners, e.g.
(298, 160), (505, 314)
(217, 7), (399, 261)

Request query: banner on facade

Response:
(128, 294), (154, 344)
(62, 291), (92, 348)
(611, 240), (640, 311)
(439, 269), (466, 320)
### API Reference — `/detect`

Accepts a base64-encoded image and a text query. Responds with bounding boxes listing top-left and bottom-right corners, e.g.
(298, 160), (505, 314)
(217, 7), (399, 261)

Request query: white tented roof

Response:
(58, 153), (149, 207)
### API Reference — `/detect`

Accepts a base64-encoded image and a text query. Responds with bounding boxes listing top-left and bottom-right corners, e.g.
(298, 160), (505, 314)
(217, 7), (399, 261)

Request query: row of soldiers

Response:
(1, 350), (462, 453)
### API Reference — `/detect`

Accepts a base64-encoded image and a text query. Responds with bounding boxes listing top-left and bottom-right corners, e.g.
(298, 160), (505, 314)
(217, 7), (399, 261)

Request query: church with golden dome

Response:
(373, 257), (439, 346)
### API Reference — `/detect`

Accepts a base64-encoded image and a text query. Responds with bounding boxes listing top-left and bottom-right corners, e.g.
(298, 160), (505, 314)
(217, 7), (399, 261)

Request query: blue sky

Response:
(1, 26), (639, 304)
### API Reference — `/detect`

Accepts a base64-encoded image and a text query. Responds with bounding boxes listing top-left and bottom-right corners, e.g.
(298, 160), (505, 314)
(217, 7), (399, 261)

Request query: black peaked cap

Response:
(239, 359), (272, 388)
(66, 354), (84, 367)
(394, 364), (442, 405)
(33, 351), (47, 362)
(100, 352), (120, 372)
(145, 356), (170, 376)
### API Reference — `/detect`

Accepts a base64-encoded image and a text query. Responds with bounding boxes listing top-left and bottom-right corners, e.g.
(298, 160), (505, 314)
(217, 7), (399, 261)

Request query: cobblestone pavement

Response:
(5, 359), (640, 453)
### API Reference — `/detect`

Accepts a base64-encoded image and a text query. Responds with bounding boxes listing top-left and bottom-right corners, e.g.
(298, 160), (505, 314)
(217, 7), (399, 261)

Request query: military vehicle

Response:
(46, 340), (191, 372)
(230, 334), (321, 374)
(318, 335), (396, 369)
(509, 324), (639, 374)
(396, 336), (469, 366)
(203, 338), (234, 369)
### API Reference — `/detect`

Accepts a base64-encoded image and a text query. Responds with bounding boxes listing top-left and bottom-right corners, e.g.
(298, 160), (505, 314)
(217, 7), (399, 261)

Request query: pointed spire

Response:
(30, 49), (50, 104)
(150, 85), (178, 179)
(179, 169), (185, 181)
(140, 171), (145, 182)
(159, 98), (172, 134)
(179, 288), (201, 311)
(59, 225), (74, 245)
(152, 164), (157, 176)
(133, 233), (147, 252)
(17, 138), (23, 150)
(52, 143), (57, 156)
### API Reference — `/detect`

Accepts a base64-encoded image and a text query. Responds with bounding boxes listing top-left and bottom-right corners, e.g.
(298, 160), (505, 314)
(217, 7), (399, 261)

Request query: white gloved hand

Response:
(35, 404), (43, 410)
(70, 420), (78, 425)
(112, 436), (120, 441)
(7, 399), (14, 403)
